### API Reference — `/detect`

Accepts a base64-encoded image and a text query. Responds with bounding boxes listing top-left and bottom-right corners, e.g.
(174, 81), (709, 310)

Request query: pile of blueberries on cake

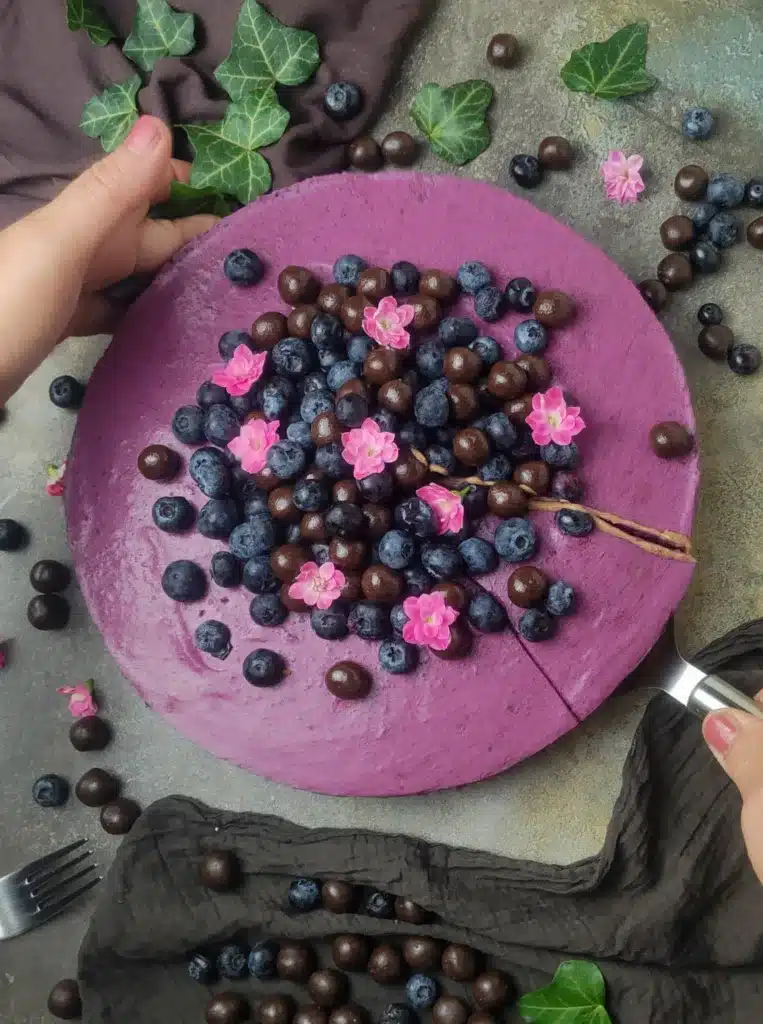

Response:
(149, 250), (589, 682)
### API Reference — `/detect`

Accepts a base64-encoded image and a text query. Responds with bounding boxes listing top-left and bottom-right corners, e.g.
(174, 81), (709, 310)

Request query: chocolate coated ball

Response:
(47, 979), (82, 1020)
(394, 896), (432, 923)
(472, 971), (511, 1011)
(432, 997), (470, 1024)
(660, 215), (694, 251)
(368, 944), (405, 984)
(409, 294), (441, 330)
(513, 460), (551, 496)
(504, 394), (534, 425)
(393, 451), (428, 491)
(486, 32), (520, 68)
(260, 996), (296, 1024)
(364, 349), (400, 385)
(402, 937), (441, 971)
(27, 593), (70, 630)
(674, 164), (709, 200)
(312, 412), (344, 446)
(69, 715), (111, 752)
(358, 268), (392, 302)
(308, 970), (349, 1009)
(279, 266), (320, 305)
(441, 944), (479, 981)
(381, 131), (418, 167)
(30, 559), (71, 594)
(533, 290), (575, 328)
(419, 270), (458, 303)
(138, 443), (180, 481)
(269, 487), (301, 523)
(433, 581), (467, 611)
(507, 566), (549, 607)
(199, 849), (241, 891)
(329, 1006), (368, 1024)
(326, 661), (372, 700)
(638, 279), (668, 312)
(657, 253), (693, 290)
(334, 479), (361, 504)
(514, 354), (550, 390)
(75, 768), (119, 807)
(487, 362), (527, 400)
(432, 620), (473, 660)
(295, 1008), (329, 1024)
(278, 944), (316, 983)
(340, 296), (367, 333)
(537, 136), (573, 170)
(378, 379), (413, 415)
(318, 285), (353, 316)
(698, 324), (733, 360)
(271, 544), (308, 582)
(361, 504), (393, 539)
(288, 305), (320, 340)
(747, 216), (763, 249)
(332, 934), (371, 971)
(448, 384), (478, 422)
(649, 421), (694, 459)
(348, 136), (383, 171)
(100, 797), (141, 835)
(207, 993), (251, 1024)
(253, 312), (288, 350)
(487, 482), (529, 518)
(444, 347), (482, 383)
(329, 538), (367, 570)
(453, 428), (490, 467)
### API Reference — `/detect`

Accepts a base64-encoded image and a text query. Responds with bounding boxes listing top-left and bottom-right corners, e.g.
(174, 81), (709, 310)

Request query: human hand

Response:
(0, 116), (218, 406)
(703, 699), (763, 882)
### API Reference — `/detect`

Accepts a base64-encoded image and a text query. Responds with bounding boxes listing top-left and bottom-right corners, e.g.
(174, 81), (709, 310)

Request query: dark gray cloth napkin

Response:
(78, 621), (763, 1023)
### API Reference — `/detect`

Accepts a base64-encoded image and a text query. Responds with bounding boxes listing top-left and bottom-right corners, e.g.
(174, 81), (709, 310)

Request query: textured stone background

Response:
(2, 0), (763, 1017)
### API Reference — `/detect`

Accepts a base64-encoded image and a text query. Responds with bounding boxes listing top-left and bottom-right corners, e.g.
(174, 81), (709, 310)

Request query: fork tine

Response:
(33, 863), (98, 906)
(34, 876), (101, 925)
(23, 839), (87, 883)
(28, 851), (93, 893)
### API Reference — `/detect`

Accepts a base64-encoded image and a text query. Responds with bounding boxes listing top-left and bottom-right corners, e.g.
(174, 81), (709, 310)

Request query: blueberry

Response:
(243, 648), (286, 686)
(728, 343), (761, 375)
(211, 551), (241, 588)
(302, 369), (330, 394)
(311, 604), (350, 639)
(689, 202), (718, 234)
(161, 560), (207, 602)
(682, 106), (714, 140)
(482, 412), (516, 452)
(312, 543), (331, 565)
(480, 454), (512, 482)
(288, 876), (322, 910)
(426, 444), (457, 474)
(49, 375), (85, 409)
(459, 537), (498, 575)
(272, 337), (316, 379)
(395, 496), (436, 537)
(300, 389), (334, 425)
(470, 335), (500, 366)
(333, 254), (367, 287)
(690, 239), (721, 273)
(555, 508), (594, 537)
(514, 319), (548, 354)
(403, 565), (431, 595)
(349, 601), (390, 640)
(196, 380), (229, 409)
(494, 518), (537, 562)
(152, 495), (195, 533)
(510, 154), (543, 188)
(474, 285), (504, 322)
(190, 447), (231, 498)
(266, 440), (306, 481)
(405, 975), (439, 1011)
(545, 580), (576, 616)
(359, 472), (394, 504)
(204, 404), (240, 446)
(416, 340), (446, 379)
(697, 302), (723, 326)
(540, 442), (579, 469)
(293, 477), (329, 513)
(219, 329), (254, 359)
(224, 248), (264, 285)
(324, 81), (363, 120)
(414, 379), (449, 427)
(287, 419), (316, 453)
(250, 593), (288, 627)
(325, 360), (356, 393)
(421, 542), (464, 580)
(707, 173), (745, 209)
(197, 498), (240, 539)
(314, 442), (349, 479)
(194, 620), (231, 659)
(511, 427), (540, 462)
(504, 277), (536, 312)
(745, 179), (763, 207)
(439, 316), (478, 348)
(391, 260), (420, 296)
(317, 344), (346, 370)
(551, 470), (584, 502)
(466, 592), (508, 633)
(379, 1006), (417, 1024)
(32, 774), (69, 808)
(172, 404), (206, 444)
(242, 555), (278, 594)
(230, 518), (278, 559)
(462, 484), (487, 520)
(336, 393), (369, 427)
(519, 608), (556, 642)
(371, 408), (399, 434)
(217, 944), (249, 980)
(229, 392), (253, 417)
(347, 333), (374, 364)
(188, 952), (216, 984)
(232, 470), (263, 503)
(262, 376), (296, 420)
(457, 261), (492, 295)
(248, 941), (279, 980)
(325, 502), (365, 539)
(707, 211), (739, 248)
(308, 314), (341, 349)
(0, 518), (28, 551)
(390, 602), (409, 634)
(379, 530), (417, 569)
(285, 523), (302, 545)
(365, 890), (396, 918)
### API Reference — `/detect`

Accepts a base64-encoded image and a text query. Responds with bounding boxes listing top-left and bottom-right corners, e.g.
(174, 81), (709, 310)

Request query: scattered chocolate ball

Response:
(381, 131), (418, 167)
(278, 266), (320, 305)
(513, 460), (551, 496)
(0, 517), (28, 551)
(467, 1014), (496, 1024)
(368, 944), (405, 984)
(514, 354), (550, 390)
(308, 970), (348, 1009)
(29, 559), (71, 594)
(334, 479), (361, 504)
(271, 544), (308, 582)
(269, 487), (301, 523)
(329, 538), (367, 571)
(394, 896), (432, 923)
(361, 504), (393, 539)
(444, 347), (482, 383)
(728, 343), (762, 375)
(27, 593), (70, 630)
(137, 443), (180, 481)
(47, 979), (82, 1020)
(488, 481), (529, 518)
(206, 993), (251, 1024)
(487, 361), (527, 400)
(747, 217), (763, 249)
(649, 421), (694, 459)
(255, 465), (282, 492)
(312, 412), (344, 446)
(340, 296), (367, 333)
(537, 136), (573, 170)
(441, 944), (479, 982)
(453, 427), (490, 466)
(419, 270), (458, 304)
(74, 767), (119, 807)
(448, 383), (479, 422)
(410, 294), (441, 330)
(295, 1008), (329, 1024)
(674, 164), (709, 200)
(318, 285), (353, 317)
(433, 581), (467, 611)
(486, 32), (520, 68)
(329, 1005), (368, 1024)
(278, 944), (316, 983)
(657, 253), (693, 291)
(100, 797), (141, 835)
(533, 290), (575, 327)
(300, 513), (328, 543)
(332, 934), (371, 971)
(364, 348), (401, 385)
(69, 715), (111, 752)
(379, 379), (413, 415)
(638, 279), (668, 312)
(199, 849), (241, 891)
(288, 304), (320, 340)
(361, 565), (402, 604)
(358, 267), (392, 302)
(348, 136), (383, 171)
(698, 324), (733, 361)
(660, 215), (695, 251)
(326, 661), (372, 700)
(432, 997), (470, 1024)
(507, 566), (549, 607)
(393, 450), (428, 490)
(260, 996), (296, 1024)
(337, 378), (369, 401)
(472, 971), (511, 1011)
(253, 312), (288, 350)
(432, 620), (473, 659)
(504, 393), (534, 425)
(402, 936), (441, 971)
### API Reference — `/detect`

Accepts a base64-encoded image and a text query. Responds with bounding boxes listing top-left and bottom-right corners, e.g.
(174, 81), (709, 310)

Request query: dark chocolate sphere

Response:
(487, 361), (527, 400)
(514, 354), (550, 390)
(326, 662), (372, 700)
(278, 266), (320, 305)
(206, 993), (251, 1024)
(69, 715), (111, 752)
(137, 443), (180, 481)
(638, 278), (668, 312)
(361, 565), (402, 604)
(432, 620), (473, 660)
(278, 943), (316, 983)
(533, 290), (575, 328)
(253, 312), (288, 350)
(318, 285), (353, 316)
(47, 979), (82, 1020)
(537, 135), (573, 170)
(329, 1005), (368, 1024)
(307, 970), (349, 1008)
(341, 296), (367, 333)
(358, 267), (393, 302)
(294, 1007), (329, 1024)
(660, 215), (694, 251)
(348, 136), (383, 171)
(402, 937), (441, 971)
(472, 971), (511, 1011)
(394, 896), (432, 923)
(100, 797), (141, 835)
(409, 294), (441, 330)
(649, 421), (694, 459)
(288, 304), (320, 340)
(657, 253), (693, 291)
(364, 348), (401, 385)
(329, 539), (368, 571)
(321, 880), (357, 913)
(487, 482), (528, 518)
(29, 559), (71, 594)
(381, 132), (419, 167)
(269, 487), (301, 523)
(27, 593), (70, 630)
(433, 581), (467, 611)
(74, 767), (119, 807)
(332, 934), (371, 971)
(378, 379), (413, 415)
(259, 996), (296, 1024)
(453, 428), (490, 467)
(486, 32), (520, 68)
(441, 944), (479, 981)
(368, 944), (405, 984)
(419, 270), (458, 303)
(507, 566), (549, 608)
(674, 164), (709, 200)
(271, 544), (309, 582)
(199, 849), (241, 892)
(512, 460), (551, 496)
(432, 997), (470, 1024)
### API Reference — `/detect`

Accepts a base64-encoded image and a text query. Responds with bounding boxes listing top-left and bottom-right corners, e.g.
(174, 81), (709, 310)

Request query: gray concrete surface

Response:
(3, 0), (763, 1018)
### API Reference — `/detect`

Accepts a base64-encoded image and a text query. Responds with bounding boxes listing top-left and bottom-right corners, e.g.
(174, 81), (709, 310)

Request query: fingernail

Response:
(125, 116), (161, 154)
(703, 711), (739, 758)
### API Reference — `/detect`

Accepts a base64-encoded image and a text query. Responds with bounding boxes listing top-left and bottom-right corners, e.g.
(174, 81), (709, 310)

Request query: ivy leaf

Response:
(182, 88), (290, 205)
(66, 0), (116, 46)
(410, 80), (493, 166)
(560, 23), (657, 99)
(151, 182), (237, 219)
(215, 0), (320, 100)
(123, 0), (196, 72)
(518, 961), (612, 1024)
(80, 75), (141, 152)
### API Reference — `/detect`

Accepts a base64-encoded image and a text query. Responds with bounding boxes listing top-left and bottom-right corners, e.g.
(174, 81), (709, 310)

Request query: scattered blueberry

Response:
(415, 340), (446, 379)
(690, 202), (718, 234)
(311, 314), (344, 350)
(152, 495), (195, 533)
(325, 502), (365, 538)
(0, 518), (28, 551)
(414, 378), (449, 427)
(224, 249), (264, 286)
(33, 774), (69, 808)
(250, 593), (288, 627)
(439, 316), (478, 347)
(172, 404), (206, 444)
(266, 440), (307, 481)
(243, 648), (286, 686)
(327, 361), (358, 393)
(347, 333), (374, 364)
(391, 260), (420, 296)
(188, 952), (216, 985)
(197, 498), (241, 539)
(745, 179), (763, 207)
(219, 329), (253, 359)
(287, 419), (317, 452)
(511, 427), (540, 463)
(293, 477), (329, 512)
(371, 408), (399, 433)
(196, 381), (229, 409)
(545, 580), (576, 616)
(707, 173), (745, 209)
(395, 496), (436, 537)
(697, 302), (723, 326)
(494, 518), (537, 562)
(379, 530), (417, 569)
(728, 343), (761, 375)
(230, 392), (253, 417)
(204, 404), (240, 446)
(426, 444), (457, 474)
(314, 442), (349, 478)
(505, 277), (537, 312)
(518, 608), (556, 642)
(365, 889), (396, 918)
(390, 602), (409, 634)
(379, 638), (419, 674)
(479, 454), (512, 482)
(421, 542), (464, 580)
(540, 442), (579, 469)
(551, 470), (583, 502)
(194, 620), (232, 660)
(302, 369), (330, 394)
(467, 592), (508, 633)
(311, 604), (350, 639)
(358, 471), (394, 503)
(555, 508), (594, 537)
(335, 393), (370, 428)
(509, 153), (543, 188)
(248, 941), (279, 980)
(333, 254), (367, 287)
(403, 565), (431, 595)
(242, 555), (278, 594)
(514, 319), (548, 354)
(406, 975), (439, 1011)
(689, 239), (721, 273)
(459, 537), (498, 575)
(379, 1005), (417, 1024)
(311, 543), (331, 565)
(285, 523), (302, 545)
(324, 81), (363, 120)
(300, 389), (334, 425)
(217, 944), (249, 980)
(469, 335), (500, 366)
(682, 106), (714, 140)
(190, 447), (231, 498)
(348, 601), (390, 640)
(272, 337), (316, 379)
(289, 877), (322, 911)
(261, 376), (296, 420)
(49, 375), (85, 409)
(474, 285), (504, 322)
(457, 261), (492, 295)
(230, 518), (278, 559)
(162, 560), (207, 602)
(707, 211), (739, 248)
(211, 551), (242, 588)
(482, 412), (517, 452)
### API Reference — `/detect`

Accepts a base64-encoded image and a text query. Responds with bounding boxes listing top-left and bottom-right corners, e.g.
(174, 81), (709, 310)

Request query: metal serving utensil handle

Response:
(687, 674), (763, 719)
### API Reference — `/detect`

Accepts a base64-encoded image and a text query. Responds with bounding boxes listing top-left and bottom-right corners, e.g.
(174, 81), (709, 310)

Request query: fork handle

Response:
(687, 674), (763, 719)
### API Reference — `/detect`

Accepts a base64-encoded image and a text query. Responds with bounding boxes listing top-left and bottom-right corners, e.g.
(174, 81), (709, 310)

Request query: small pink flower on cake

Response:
(526, 387), (585, 446)
(288, 561), (346, 610)
(227, 418), (279, 474)
(599, 151), (645, 205)
(212, 345), (267, 397)
(45, 460), (67, 496)
(57, 679), (98, 718)
(416, 483), (464, 536)
(341, 418), (399, 481)
(402, 592), (459, 651)
(363, 296), (415, 349)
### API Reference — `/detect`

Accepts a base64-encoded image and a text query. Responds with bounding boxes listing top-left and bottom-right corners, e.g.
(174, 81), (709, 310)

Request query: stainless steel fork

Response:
(0, 839), (100, 940)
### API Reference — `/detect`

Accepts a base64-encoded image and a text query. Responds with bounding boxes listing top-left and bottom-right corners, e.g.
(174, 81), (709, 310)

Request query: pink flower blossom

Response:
(212, 344), (267, 396)
(57, 680), (98, 718)
(341, 418), (399, 481)
(416, 483), (465, 536)
(46, 460), (66, 496)
(363, 295), (415, 350)
(288, 561), (346, 610)
(402, 592), (459, 651)
(525, 387), (586, 446)
(600, 151), (645, 205)
(228, 418), (279, 474)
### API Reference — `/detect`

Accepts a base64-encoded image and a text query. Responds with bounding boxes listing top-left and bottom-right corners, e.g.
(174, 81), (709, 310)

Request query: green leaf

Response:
(560, 23), (657, 99)
(182, 88), (290, 204)
(80, 75), (141, 152)
(518, 962), (612, 1024)
(123, 0), (196, 72)
(151, 182), (237, 219)
(410, 80), (493, 166)
(215, 0), (320, 99)
(66, 0), (116, 46)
